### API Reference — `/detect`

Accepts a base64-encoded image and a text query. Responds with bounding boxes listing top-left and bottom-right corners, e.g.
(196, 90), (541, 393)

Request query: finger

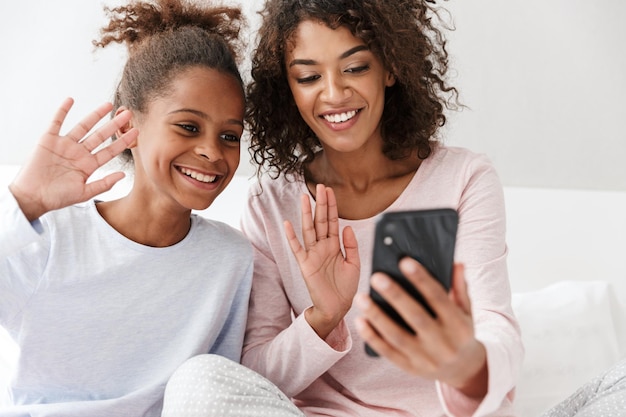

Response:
(326, 187), (339, 239)
(370, 272), (436, 335)
(398, 257), (453, 321)
(312, 184), (330, 241)
(354, 315), (396, 358)
(92, 127), (138, 168)
(354, 298), (417, 367)
(285, 220), (307, 264)
(300, 193), (317, 248)
(342, 226), (360, 269)
(83, 171), (127, 200)
(46, 97), (75, 137)
(65, 102), (114, 143)
(81, 109), (134, 153)
(449, 264), (472, 315)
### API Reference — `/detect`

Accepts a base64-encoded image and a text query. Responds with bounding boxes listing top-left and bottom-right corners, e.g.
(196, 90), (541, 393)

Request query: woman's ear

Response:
(385, 71), (396, 87)
(114, 106), (137, 148)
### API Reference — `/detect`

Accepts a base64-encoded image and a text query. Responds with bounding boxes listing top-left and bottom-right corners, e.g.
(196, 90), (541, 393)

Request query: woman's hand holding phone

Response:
(355, 259), (488, 398)
(355, 209), (489, 398)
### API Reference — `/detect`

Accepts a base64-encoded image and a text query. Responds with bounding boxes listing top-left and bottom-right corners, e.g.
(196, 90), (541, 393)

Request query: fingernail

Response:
(400, 257), (418, 273)
(354, 293), (373, 310)
(371, 273), (391, 290)
(354, 317), (367, 332)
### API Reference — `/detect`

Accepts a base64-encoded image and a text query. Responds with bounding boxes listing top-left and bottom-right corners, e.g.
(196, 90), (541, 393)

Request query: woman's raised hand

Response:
(9, 98), (138, 221)
(285, 184), (360, 340)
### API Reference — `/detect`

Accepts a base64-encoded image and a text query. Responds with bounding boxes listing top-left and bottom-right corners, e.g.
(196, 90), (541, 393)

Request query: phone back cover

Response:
(371, 208), (458, 323)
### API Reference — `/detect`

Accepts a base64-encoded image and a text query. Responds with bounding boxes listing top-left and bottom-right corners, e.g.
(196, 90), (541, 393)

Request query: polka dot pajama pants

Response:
(161, 354), (305, 417)
(540, 358), (626, 417)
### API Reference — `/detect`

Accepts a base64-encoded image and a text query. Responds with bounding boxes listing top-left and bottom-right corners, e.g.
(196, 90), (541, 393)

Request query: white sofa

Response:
(1, 164), (625, 416)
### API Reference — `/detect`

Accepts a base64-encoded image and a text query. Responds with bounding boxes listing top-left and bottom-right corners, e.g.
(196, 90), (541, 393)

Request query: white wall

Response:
(1, 1), (624, 190)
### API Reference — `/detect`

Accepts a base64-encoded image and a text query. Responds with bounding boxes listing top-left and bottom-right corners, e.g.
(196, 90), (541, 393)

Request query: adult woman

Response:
(163, 1), (523, 416)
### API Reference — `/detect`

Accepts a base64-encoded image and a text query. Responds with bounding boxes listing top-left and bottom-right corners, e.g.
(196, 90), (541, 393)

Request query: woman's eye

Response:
(346, 65), (370, 74)
(177, 124), (199, 133)
(296, 74), (320, 84)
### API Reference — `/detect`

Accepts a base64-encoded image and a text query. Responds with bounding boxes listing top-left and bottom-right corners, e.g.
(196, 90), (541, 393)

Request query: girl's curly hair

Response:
(93, 0), (246, 163)
(246, 0), (459, 179)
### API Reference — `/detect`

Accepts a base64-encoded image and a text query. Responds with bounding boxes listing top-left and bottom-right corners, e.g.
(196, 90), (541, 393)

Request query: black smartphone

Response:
(365, 208), (458, 357)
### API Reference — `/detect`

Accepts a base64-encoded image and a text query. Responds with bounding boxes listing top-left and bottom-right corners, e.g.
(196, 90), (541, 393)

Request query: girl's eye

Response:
(296, 74), (321, 84)
(177, 123), (199, 133)
(220, 133), (241, 143)
(345, 65), (370, 74)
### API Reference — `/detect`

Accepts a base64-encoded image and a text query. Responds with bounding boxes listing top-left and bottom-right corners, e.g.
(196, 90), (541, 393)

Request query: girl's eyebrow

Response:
(288, 45), (369, 68)
(169, 108), (244, 127)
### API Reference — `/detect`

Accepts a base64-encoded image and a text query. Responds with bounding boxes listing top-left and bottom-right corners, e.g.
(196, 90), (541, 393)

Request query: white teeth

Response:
(323, 110), (357, 124)
(180, 168), (217, 183)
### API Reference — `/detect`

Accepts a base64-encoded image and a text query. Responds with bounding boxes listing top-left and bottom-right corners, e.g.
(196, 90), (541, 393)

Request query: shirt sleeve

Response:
(0, 187), (49, 327)
(0, 187), (42, 259)
(437, 154), (523, 417)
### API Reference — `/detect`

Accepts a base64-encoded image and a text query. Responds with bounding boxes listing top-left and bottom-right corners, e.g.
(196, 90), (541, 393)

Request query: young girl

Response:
(0, 0), (252, 416)
(162, 0), (523, 416)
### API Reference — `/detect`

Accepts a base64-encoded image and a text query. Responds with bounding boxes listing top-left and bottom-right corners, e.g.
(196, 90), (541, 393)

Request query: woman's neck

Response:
(304, 149), (422, 220)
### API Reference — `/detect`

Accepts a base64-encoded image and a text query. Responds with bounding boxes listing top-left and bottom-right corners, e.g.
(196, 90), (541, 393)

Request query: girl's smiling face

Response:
(285, 20), (395, 155)
(130, 66), (244, 212)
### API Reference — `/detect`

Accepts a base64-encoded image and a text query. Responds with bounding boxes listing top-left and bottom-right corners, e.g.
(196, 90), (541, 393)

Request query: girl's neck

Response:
(96, 192), (192, 248)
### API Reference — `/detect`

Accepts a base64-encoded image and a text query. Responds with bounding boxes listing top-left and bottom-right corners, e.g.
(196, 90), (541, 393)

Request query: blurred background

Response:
(1, 0), (624, 190)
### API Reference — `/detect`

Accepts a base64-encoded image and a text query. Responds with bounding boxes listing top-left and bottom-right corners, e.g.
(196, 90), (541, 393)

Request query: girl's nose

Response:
(195, 138), (223, 162)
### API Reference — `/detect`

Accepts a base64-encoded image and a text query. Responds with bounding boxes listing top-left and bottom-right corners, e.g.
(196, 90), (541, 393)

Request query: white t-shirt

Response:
(0, 190), (253, 417)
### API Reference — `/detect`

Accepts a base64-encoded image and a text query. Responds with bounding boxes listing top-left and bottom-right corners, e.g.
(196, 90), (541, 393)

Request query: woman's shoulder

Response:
(431, 145), (493, 165)
(249, 173), (307, 205)
(426, 145), (497, 178)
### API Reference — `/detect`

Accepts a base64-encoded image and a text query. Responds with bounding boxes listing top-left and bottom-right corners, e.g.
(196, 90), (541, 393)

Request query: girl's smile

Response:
(130, 66), (244, 213)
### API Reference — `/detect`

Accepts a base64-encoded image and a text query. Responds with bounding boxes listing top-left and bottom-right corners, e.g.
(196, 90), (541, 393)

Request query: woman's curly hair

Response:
(246, 0), (459, 178)
(93, 0), (246, 162)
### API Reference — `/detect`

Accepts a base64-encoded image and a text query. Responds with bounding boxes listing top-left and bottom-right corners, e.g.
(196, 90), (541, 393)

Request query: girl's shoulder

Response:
(191, 214), (251, 249)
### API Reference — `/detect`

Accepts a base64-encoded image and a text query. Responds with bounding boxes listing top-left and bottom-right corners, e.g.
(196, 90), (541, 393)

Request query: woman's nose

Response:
(320, 74), (351, 103)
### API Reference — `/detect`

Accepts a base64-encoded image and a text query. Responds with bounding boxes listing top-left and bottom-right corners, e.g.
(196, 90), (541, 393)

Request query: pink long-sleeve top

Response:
(240, 146), (523, 417)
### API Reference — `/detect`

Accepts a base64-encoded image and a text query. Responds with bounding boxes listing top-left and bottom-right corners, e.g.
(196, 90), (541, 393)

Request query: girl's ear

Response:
(114, 106), (137, 148)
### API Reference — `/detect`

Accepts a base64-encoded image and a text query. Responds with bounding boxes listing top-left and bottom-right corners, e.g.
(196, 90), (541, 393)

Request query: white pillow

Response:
(511, 280), (626, 416)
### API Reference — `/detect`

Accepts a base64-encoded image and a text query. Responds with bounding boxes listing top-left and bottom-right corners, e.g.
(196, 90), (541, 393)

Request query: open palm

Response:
(285, 184), (360, 339)
(9, 98), (137, 220)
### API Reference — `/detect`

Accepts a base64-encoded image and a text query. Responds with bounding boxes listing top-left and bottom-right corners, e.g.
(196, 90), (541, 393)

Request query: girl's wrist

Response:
(9, 183), (45, 222)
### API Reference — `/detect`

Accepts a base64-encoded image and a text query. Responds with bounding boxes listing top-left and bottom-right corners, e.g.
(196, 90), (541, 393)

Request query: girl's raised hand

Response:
(354, 258), (489, 399)
(9, 98), (138, 221)
(285, 184), (361, 340)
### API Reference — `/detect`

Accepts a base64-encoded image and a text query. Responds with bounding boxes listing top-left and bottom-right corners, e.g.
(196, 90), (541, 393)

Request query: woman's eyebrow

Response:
(288, 44), (369, 68)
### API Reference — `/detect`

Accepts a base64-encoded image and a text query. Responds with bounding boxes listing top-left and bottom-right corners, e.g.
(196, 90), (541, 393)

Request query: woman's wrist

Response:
(305, 306), (343, 341)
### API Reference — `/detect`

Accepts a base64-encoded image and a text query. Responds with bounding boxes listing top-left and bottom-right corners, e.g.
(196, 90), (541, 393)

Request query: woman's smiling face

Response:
(284, 20), (395, 155)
